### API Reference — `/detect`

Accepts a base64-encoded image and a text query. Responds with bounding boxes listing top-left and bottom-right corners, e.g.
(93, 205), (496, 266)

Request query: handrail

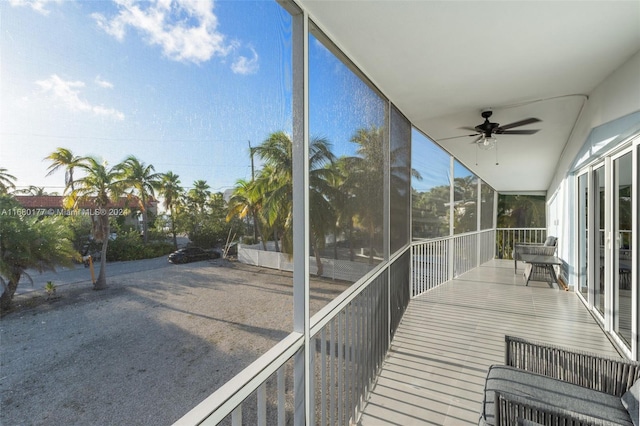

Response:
(173, 332), (303, 425)
(174, 246), (411, 426)
(310, 260), (388, 336)
(411, 229), (495, 297)
(174, 229), (502, 424)
(496, 228), (547, 260)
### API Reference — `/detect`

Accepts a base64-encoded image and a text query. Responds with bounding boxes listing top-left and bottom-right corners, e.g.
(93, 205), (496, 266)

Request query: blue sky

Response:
(1, 0), (295, 194)
(1, 0), (469, 200)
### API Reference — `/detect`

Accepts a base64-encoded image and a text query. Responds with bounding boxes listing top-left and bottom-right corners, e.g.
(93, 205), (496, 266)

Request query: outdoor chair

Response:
(478, 335), (640, 426)
(513, 236), (557, 274)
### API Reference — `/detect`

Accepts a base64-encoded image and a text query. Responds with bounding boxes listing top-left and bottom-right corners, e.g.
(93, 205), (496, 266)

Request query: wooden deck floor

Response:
(358, 259), (620, 426)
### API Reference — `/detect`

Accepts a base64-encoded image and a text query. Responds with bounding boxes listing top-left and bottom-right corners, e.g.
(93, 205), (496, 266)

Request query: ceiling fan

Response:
(443, 110), (541, 150)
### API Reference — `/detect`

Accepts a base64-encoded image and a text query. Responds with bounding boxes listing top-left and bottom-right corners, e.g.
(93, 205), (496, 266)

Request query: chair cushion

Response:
(622, 378), (639, 426)
(481, 365), (632, 426)
(543, 236), (557, 246)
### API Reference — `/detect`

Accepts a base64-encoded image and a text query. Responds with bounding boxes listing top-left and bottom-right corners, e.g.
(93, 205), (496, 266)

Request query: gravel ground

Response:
(0, 259), (351, 425)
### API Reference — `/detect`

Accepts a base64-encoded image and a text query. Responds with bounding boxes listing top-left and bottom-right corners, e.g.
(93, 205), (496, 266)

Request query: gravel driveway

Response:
(0, 259), (351, 425)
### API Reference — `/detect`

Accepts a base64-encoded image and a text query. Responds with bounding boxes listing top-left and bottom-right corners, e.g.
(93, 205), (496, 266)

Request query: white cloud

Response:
(92, 0), (235, 65)
(95, 76), (114, 89)
(36, 74), (125, 121)
(8, 0), (62, 15)
(231, 46), (259, 75)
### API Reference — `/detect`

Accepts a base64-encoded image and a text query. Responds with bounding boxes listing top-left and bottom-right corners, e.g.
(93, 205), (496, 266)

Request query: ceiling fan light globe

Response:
(478, 136), (496, 150)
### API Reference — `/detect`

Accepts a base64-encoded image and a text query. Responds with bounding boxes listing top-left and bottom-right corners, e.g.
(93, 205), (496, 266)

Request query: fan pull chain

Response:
(495, 143), (499, 165)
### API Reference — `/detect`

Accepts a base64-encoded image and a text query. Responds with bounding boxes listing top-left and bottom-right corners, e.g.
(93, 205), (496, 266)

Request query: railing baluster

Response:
(320, 328), (327, 426)
(358, 288), (364, 417)
(309, 337), (315, 426)
(338, 311), (343, 425)
(329, 319), (335, 426)
(277, 365), (285, 426)
(257, 383), (266, 426)
(231, 405), (242, 426)
(346, 302), (352, 424)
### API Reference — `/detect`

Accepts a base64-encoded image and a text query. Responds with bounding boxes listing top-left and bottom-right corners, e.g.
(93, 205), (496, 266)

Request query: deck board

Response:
(358, 259), (620, 425)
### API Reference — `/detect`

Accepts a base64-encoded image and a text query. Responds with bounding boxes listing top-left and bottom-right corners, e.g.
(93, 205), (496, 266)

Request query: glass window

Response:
(454, 161), (478, 234)
(308, 25), (387, 284)
(390, 106), (411, 254)
(613, 151), (632, 346)
(578, 172), (589, 300)
(412, 130), (451, 239)
(594, 165), (606, 316)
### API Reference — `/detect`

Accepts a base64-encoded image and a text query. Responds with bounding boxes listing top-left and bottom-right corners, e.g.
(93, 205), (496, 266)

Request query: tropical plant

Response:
(252, 133), (293, 253)
(118, 156), (161, 244)
(44, 281), (57, 299)
(348, 126), (385, 264)
(188, 180), (211, 214)
(0, 195), (77, 310)
(15, 186), (48, 196)
(252, 131), (336, 275)
(453, 175), (478, 234)
(0, 167), (17, 194)
(44, 147), (83, 191)
(325, 157), (358, 260)
(64, 156), (123, 290)
(226, 178), (268, 251)
(497, 194), (546, 228)
(157, 171), (183, 249)
(412, 185), (450, 239)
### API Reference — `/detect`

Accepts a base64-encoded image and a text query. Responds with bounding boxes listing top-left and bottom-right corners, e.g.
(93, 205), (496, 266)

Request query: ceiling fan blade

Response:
(438, 133), (478, 141)
(459, 126), (478, 132)
(496, 117), (541, 131)
(498, 129), (540, 135)
(469, 136), (483, 144)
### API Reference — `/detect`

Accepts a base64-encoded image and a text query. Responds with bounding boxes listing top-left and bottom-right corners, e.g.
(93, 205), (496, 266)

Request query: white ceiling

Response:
(297, 0), (640, 192)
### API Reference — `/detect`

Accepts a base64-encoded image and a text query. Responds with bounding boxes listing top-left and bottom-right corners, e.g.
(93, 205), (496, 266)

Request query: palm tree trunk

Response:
(141, 193), (149, 244)
(94, 216), (109, 290)
(312, 239), (324, 276)
(251, 208), (266, 250)
(273, 229), (280, 253)
(170, 206), (178, 250)
(0, 272), (20, 311)
(142, 209), (149, 244)
(348, 219), (355, 262)
(368, 223), (375, 265)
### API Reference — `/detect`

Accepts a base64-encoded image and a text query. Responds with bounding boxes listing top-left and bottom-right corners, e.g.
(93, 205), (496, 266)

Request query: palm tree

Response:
(348, 126), (385, 264)
(65, 156), (122, 290)
(15, 186), (48, 196)
(0, 168), (17, 194)
(118, 156), (161, 244)
(44, 148), (83, 191)
(157, 171), (183, 249)
(226, 178), (267, 250)
(253, 131), (336, 275)
(0, 194), (77, 310)
(188, 180), (211, 214)
(252, 163), (287, 253)
(326, 157), (358, 260)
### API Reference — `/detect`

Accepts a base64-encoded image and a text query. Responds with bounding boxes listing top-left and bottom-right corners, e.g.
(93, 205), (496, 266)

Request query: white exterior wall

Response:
(548, 50), (640, 269)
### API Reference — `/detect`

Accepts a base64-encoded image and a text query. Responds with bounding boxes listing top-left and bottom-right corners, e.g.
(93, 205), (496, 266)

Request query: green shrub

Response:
(106, 231), (174, 261)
